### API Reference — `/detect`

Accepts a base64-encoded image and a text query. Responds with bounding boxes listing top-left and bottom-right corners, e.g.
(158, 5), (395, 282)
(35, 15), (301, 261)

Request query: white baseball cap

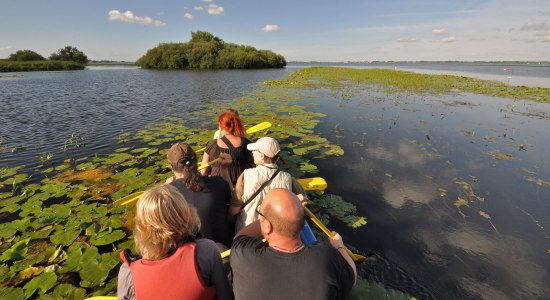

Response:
(247, 137), (280, 158)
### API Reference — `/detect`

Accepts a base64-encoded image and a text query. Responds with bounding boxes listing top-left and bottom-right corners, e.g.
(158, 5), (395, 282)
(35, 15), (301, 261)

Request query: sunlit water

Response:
(1, 66), (549, 299)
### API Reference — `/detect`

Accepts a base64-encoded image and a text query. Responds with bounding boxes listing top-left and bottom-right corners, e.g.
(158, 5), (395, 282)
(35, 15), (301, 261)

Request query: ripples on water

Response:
(0, 67), (291, 170)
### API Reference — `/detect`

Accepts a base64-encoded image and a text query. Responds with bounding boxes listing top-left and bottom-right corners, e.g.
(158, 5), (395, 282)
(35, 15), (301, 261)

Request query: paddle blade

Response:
(245, 121), (272, 135)
(297, 177), (327, 191)
(221, 249), (231, 259)
(113, 191), (144, 206)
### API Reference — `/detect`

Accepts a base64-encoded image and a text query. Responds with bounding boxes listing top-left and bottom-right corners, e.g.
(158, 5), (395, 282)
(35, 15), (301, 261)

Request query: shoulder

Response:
(205, 140), (218, 152)
(195, 239), (221, 260)
(232, 235), (265, 253)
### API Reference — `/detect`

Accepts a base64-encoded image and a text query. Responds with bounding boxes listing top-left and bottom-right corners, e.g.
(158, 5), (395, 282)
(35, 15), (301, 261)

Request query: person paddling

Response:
(230, 188), (356, 300)
(117, 185), (233, 300)
(166, 142), (235, 248)
(229, 136), (307, 232)
(201, 109), (253, 185)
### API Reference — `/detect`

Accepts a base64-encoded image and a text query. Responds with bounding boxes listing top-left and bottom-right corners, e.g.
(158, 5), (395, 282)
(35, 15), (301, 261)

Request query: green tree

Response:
(136, 31), (286, 69)
(8, 50), (45, 61)
(49, 46), (89, 65)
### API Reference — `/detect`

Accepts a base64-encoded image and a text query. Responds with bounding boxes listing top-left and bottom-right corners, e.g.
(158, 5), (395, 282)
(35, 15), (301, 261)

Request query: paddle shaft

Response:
(304, 206), (365, 262)
(196, 121), (272, 154)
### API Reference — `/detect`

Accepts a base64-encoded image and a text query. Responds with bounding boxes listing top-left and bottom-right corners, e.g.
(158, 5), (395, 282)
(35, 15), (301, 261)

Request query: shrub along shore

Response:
(0, 60), (86, 72)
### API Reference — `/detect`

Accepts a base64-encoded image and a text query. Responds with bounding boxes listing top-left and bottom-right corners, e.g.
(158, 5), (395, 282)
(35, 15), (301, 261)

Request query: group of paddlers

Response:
(117, 109), (357, 300)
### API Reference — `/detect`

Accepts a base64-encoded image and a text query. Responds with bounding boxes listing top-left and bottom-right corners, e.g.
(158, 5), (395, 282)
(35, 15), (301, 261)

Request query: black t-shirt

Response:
(230, 235), (355, 300)
(170, 176), (234, 248)
(205, 137), (253, 185)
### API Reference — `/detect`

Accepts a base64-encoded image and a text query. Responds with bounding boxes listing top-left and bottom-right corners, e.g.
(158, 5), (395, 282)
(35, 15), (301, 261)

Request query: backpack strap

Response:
(241, 169), (280, 209)
(220, 136), (237, 152)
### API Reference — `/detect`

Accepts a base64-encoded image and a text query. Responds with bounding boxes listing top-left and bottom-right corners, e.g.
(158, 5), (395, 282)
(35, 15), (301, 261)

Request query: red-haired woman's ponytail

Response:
(218, 109), (245, 137)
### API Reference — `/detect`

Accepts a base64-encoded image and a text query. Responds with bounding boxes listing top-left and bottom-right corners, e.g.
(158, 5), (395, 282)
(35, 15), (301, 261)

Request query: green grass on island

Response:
(0, 60), (86, 72)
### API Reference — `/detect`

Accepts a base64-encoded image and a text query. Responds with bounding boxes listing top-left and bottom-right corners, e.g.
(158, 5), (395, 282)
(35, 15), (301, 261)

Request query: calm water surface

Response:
(1, 66), (549, 299)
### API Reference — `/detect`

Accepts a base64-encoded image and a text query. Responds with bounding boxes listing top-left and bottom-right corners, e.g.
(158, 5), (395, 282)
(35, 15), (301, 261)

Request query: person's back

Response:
(231, 236), (354, 299)
(170, 176), (234, 248)
(230, 188), (356, 300)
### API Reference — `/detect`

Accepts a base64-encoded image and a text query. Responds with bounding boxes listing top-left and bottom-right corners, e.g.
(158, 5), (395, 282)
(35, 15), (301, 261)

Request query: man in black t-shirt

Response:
(230, 188), (357, 300)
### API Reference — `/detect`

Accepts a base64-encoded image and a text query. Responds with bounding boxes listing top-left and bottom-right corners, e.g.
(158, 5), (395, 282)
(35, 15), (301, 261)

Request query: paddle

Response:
(112, 155), (224, 206)
(113, 176), (326, 207)
(195, 121), (272, 154)
(304, 206), (366, 262)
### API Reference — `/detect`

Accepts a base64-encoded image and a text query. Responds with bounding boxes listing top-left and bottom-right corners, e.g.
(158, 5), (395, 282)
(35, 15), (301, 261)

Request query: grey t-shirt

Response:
(230, 235), (355, 300)
(117, 239), (233, 300)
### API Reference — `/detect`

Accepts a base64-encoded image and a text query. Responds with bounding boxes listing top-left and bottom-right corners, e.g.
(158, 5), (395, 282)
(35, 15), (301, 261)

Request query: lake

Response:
(1, 64), (549, 299)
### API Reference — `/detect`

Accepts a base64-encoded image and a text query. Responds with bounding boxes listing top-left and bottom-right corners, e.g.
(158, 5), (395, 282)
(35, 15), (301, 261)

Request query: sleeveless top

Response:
(120, 243), (216, 300)
(236, 164), (293, 232)
(205, 136), (252, 185)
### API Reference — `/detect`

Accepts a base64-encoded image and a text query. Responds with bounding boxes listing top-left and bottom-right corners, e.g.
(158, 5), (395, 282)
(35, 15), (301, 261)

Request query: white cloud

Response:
(520, 21), (549, 31)
(207, 4), (224, 15)
(261, 24), (280, 32)
(108, 10), (166, 27)
(184, 13), (194, 20)
(202, 0), (213, 2)
(440, 36), (457, 43)
(0, 46), (13, 51)
(194, 6), (204, 11)
(396, 37), (419, 42)
(432, 28), (449, 35)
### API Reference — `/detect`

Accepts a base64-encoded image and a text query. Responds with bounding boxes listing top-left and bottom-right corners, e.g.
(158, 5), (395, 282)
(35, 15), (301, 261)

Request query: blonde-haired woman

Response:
(117, 185), (233, 300)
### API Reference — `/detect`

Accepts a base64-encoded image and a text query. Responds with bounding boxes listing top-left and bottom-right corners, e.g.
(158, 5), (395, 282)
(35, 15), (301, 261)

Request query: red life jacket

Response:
(120, 243), (216, 300)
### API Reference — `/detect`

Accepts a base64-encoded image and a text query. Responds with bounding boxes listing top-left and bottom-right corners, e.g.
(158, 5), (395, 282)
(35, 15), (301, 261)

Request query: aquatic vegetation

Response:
(267, 67), (550, 103)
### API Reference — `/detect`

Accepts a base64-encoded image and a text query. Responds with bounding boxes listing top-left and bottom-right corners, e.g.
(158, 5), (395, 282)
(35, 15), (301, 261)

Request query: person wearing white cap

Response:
(229, 136), (307, 232)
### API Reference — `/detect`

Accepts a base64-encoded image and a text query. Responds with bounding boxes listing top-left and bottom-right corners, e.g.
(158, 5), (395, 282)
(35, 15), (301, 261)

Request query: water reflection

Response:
(309, 88), (550, 299)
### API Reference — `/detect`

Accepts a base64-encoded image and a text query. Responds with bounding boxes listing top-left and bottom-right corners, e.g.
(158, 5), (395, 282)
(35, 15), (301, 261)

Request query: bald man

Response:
(230, 188), (357, 300)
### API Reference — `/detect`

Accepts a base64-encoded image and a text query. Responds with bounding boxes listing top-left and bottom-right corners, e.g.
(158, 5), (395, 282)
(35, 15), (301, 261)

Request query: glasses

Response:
(255, 205), (269, 222)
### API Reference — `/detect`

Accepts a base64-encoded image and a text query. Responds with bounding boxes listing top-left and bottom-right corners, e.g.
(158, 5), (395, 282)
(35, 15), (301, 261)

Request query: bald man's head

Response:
(262, 188), (305, 238)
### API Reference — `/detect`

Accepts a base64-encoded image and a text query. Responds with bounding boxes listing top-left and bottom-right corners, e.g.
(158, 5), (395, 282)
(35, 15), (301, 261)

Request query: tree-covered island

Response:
(136, 31), (286, 69)
(0, 46), (89, 72)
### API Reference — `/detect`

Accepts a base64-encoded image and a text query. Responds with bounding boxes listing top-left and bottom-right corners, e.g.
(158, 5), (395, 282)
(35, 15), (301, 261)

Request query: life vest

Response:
(236, 164), (293, 231)
(120, 243), (216, 300)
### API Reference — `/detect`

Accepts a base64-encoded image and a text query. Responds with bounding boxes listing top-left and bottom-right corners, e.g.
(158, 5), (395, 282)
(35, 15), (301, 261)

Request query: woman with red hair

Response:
(201, 109), (253, 185)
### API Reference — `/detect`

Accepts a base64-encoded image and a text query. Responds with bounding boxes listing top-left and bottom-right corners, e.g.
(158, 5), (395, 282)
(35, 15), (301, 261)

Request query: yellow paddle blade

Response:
(113, 191), (144, 206)
(297, 177), (327, 191)
(221, 249), (231, 259)
(304, 207), (366, 262)
(245, 121), (272, 135)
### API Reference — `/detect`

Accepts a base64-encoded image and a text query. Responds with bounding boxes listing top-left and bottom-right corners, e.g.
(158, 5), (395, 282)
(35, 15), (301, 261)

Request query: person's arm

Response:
(234, 220), (262, 239)
(291, 177), (309, 205)
(117, 263), (135, 300)
(228, 173), (244, 219)
(329, 231), (357, 285)
(196, 240), (234, 300)
(200, 152), (211, 176)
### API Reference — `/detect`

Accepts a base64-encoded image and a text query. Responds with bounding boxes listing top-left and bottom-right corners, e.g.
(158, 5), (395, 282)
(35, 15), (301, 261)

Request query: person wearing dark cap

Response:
(166, 142), (234, 248)
(229, 136), (307, 232)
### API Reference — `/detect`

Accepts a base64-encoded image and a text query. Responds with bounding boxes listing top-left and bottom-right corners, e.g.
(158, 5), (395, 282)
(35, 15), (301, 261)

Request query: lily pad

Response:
(23, 271), (57, 298)
(0, 287), (25, 300)
(90, 229), (126, 246)
(0, 166), (24, 180)
(0, 238), (30, 263)
(78, 247), (119, 288)
(41, 283), (86, 300)
(49, 226), (81, 246)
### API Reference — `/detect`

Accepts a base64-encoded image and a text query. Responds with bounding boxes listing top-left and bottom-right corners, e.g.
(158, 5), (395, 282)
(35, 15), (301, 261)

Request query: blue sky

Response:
(1, 0), (549, 61)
